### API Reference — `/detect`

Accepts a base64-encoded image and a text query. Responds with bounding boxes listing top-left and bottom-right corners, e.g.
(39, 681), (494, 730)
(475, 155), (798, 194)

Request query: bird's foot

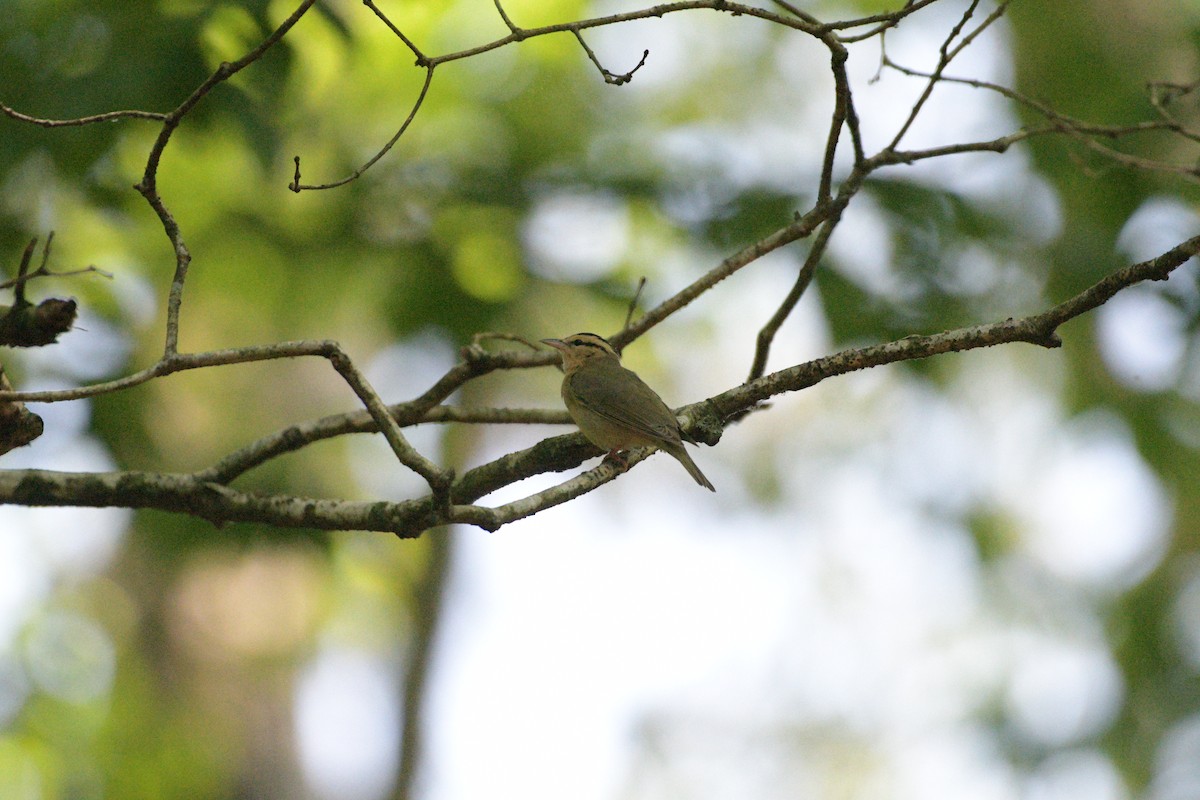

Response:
(603, 449), (630, 471)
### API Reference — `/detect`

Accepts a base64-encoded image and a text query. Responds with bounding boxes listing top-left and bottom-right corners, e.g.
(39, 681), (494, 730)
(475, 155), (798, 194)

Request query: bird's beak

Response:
(540, 338), (567, 352)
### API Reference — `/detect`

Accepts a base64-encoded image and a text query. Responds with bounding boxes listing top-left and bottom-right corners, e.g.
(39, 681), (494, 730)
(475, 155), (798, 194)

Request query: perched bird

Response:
(542, 332), (715, 491)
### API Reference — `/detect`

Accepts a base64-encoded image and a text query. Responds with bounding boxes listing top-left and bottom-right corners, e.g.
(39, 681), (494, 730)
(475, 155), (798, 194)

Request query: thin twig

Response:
(0, 101), (168, 126)
(10, 239), (36, 306)
(573, 30), (649, 85)
(624, 278), (647, 331)
(423, 1), (822, 71)
(611, 183), (856, 351)
(0, 235), (112, 293)
(296, 1), (823, 188)
(195, 404), (571, 487)
(886, 0), (987, 151)
(771, 0), (821, 26)
(818, 40), (855, 199)
(884, 64), (1200, 179)
(129, 0), (320, 357)
(0, 339), (450, 492)
(493, 0), (522, 35)
(291, 67), (436, 191)
(363, 0), (430, 64)
(835, 0), (941, 42)
(747, 215), (840, 382)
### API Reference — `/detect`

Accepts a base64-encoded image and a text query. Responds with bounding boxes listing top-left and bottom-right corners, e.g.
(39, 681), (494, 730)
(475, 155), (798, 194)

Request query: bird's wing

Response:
(568, 364), (682, 443)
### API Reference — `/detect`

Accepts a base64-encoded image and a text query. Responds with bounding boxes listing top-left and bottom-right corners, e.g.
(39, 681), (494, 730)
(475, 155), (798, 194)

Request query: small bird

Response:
(542, 332), (715, 491)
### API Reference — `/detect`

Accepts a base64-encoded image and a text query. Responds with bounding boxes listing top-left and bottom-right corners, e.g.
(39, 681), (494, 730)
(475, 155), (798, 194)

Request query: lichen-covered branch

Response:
(2, 237), (1194, 535)
(1, 0), (1196, 535)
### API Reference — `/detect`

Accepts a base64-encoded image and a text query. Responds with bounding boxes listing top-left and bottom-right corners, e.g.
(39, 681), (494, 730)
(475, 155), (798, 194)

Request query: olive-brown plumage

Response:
(542, 333), (715, 491)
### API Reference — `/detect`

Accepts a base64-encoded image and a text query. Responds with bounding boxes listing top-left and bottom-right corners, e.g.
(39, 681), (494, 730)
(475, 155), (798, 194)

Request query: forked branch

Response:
(1, 236), (1194, 535)
(0, 0), (1195, 536)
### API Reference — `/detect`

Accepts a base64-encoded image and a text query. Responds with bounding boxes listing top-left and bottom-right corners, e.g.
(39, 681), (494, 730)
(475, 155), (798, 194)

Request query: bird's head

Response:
(541, 332), (619, 372)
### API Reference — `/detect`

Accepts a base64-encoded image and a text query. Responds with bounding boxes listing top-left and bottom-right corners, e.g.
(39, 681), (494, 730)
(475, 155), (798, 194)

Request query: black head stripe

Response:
(569, 333), (611, 349)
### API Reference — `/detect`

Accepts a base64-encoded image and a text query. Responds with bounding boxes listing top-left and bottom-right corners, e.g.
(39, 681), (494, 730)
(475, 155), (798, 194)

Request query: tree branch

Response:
(3, 0), (1195, 536)
(3, 237), (1193, 534)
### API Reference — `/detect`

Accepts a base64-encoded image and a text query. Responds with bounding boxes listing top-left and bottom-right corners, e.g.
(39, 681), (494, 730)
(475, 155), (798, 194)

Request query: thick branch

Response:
(0, 469), (438, 535)
(5, 237), (1179, 535)
(2, 2), (1196, 539)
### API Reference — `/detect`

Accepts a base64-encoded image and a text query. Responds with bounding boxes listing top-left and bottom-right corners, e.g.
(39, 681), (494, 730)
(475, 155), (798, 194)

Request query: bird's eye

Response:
(571, 339), (585, 346)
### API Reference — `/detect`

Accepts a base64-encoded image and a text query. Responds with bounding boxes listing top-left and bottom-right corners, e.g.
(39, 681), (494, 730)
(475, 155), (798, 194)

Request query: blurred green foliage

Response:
(1006, 0), (1200, 787)
(2, 0), (1200, 797)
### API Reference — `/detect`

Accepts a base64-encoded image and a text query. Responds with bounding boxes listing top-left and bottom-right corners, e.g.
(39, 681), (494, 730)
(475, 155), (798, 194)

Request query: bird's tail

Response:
(666, 443), (716, 492)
